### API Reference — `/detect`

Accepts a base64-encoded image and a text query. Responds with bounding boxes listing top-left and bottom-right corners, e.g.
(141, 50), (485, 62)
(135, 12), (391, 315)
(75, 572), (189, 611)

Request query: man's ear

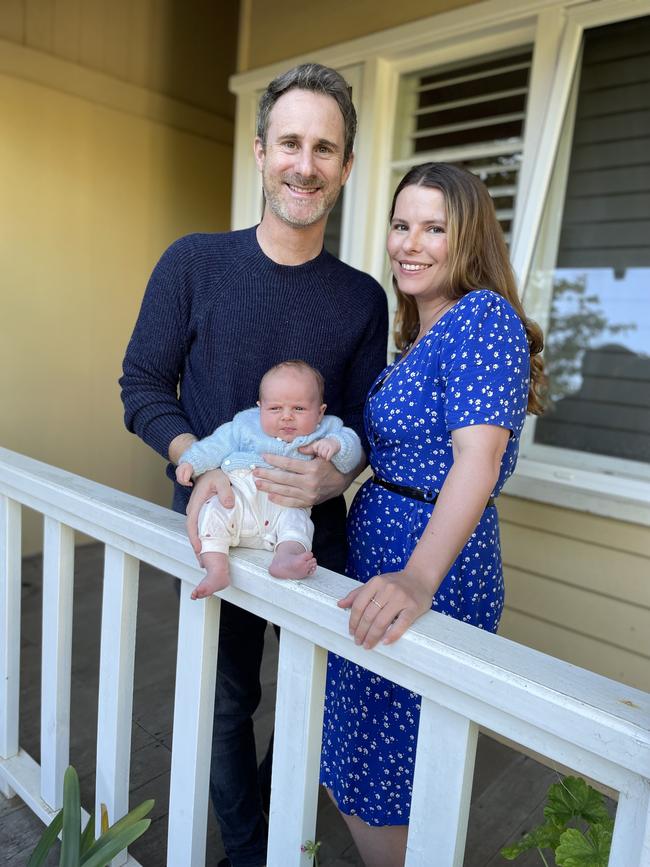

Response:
(254, 137), (265, 172)
(341, 152), (354, 187)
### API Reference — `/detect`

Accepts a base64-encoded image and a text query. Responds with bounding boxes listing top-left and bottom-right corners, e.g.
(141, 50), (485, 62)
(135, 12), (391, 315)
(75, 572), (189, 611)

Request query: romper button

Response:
(224, 459), (231, 465)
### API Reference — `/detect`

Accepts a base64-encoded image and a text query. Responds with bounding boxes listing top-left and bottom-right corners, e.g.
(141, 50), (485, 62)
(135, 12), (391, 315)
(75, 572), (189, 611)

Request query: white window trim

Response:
(229, 0), (650, 526)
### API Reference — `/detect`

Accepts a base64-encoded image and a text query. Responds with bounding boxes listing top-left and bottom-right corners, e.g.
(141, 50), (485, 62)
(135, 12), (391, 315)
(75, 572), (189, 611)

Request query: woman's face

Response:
(387, 184), (449, 304)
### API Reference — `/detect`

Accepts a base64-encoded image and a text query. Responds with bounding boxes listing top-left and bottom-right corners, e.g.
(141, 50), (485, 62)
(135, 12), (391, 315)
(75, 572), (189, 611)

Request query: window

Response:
(392, 49), (533, 244)
(524, 15), (650, 474)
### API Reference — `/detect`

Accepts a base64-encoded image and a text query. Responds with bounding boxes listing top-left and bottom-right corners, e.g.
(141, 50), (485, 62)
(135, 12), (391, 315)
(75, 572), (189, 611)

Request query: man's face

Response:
(254, 89), (353, 229)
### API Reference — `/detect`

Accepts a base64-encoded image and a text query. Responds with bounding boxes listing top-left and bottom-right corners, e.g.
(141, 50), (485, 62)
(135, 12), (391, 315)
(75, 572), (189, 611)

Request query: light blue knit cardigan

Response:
(179, 407), (363, 476)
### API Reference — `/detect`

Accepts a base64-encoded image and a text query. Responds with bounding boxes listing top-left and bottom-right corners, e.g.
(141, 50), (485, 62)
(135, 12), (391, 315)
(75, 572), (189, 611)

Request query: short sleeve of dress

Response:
(441, 290), (530, 434)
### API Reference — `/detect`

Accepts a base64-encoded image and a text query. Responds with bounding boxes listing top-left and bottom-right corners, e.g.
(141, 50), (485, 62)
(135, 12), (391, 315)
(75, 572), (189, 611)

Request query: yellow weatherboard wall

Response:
(239, 0), (478, 70)
(0, 71), (232, 554)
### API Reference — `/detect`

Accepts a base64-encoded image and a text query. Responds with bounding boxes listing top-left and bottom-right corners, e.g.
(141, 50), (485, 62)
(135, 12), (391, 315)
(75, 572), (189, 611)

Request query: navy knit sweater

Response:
(120, 226), (388, 564)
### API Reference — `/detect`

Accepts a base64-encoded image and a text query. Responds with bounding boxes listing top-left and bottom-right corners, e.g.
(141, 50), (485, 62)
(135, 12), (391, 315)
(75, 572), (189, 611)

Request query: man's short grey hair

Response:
(256, 63), (357, 165)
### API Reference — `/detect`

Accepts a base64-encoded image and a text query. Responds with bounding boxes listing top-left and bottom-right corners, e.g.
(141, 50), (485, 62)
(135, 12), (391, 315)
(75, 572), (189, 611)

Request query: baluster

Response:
(40, 517), (75, 808)
(95, 546), (140, 862)
(406, 700), (477, 867)
(167, 582), (220, 867)
(266, 631), (327, 867)
(0, 496), (21, 798)
(609, 780), (650, 866)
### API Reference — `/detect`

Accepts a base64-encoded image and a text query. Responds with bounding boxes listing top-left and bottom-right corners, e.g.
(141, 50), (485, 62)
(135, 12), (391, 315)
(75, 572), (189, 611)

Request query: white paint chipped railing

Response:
(1, 446), (649, 866)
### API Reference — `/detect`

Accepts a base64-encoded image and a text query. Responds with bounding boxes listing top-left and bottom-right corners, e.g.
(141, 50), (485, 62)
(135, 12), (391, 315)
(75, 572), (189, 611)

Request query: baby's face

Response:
(258, 370), (326, 442)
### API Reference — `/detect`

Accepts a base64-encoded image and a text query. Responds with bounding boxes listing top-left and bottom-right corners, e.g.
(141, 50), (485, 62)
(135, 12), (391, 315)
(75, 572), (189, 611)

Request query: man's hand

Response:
(253, 454), (356, 508)
(185, 468), (235, 555)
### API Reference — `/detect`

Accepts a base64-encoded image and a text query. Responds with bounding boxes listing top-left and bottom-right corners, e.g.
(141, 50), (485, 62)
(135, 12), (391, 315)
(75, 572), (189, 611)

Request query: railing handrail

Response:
(1, 445), (648, 774)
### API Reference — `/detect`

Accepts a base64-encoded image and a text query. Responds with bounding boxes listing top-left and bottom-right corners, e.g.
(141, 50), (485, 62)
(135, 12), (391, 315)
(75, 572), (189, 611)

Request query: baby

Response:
(176, 360), (363, 599)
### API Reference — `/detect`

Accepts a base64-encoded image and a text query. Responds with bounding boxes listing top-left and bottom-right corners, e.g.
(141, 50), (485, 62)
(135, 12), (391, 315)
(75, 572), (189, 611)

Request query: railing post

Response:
(406, 700), (478, 867)
(609, 781), (650, 867)
(40, 516), (75, 808)
(167, 582), (220, 867)
(95, 546), (140, 863)
(0, 495), (21, 798)
(266, 631), (327, 867)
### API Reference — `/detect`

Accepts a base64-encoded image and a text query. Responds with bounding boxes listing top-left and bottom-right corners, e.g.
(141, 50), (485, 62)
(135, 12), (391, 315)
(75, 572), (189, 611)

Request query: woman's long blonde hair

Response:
(390, 163), (546, 415)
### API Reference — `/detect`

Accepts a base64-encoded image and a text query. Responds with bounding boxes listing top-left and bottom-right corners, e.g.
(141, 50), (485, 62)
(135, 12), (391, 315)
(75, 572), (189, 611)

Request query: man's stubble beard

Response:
(262, 170), (342, 229)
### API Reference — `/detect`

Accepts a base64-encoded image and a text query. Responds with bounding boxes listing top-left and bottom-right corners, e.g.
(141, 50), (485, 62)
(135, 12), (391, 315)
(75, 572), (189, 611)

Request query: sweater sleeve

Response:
(341, 287), (389, 453)
(178, 419), (239, 476)
(119, 240), (195, 459)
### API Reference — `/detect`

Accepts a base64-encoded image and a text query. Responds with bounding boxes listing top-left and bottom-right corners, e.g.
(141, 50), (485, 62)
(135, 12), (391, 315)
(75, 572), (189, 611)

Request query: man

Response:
(120, 63), (388, 867)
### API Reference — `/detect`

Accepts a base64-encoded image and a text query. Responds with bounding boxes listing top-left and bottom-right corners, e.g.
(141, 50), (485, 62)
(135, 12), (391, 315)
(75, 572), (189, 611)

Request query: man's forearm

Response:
(168, 433), (198, 465)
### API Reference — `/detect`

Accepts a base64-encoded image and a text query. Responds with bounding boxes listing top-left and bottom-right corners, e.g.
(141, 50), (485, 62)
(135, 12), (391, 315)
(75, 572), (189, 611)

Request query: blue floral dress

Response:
(320, 290), (531, 825)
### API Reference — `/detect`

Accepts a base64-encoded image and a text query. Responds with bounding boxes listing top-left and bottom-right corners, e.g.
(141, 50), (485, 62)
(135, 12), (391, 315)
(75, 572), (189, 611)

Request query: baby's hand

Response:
(175, 462), (195, 486)
(311, 437), (340, 462)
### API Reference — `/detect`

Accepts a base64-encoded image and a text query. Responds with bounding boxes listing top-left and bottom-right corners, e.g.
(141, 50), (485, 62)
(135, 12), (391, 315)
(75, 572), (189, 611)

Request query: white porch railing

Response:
(1, 445), (649, 867)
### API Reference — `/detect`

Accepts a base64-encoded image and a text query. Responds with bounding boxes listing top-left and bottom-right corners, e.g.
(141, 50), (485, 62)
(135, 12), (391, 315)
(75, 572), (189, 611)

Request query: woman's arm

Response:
(341, 423), (510, 649)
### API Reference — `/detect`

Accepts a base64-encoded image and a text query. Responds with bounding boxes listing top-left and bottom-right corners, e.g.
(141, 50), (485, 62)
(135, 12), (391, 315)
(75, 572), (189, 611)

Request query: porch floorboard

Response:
(2, 543), (585, 866)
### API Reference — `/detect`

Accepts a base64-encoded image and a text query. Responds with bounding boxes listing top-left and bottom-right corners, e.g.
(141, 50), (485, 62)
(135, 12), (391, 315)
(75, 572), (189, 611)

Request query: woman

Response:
(320, 163), (545, 866)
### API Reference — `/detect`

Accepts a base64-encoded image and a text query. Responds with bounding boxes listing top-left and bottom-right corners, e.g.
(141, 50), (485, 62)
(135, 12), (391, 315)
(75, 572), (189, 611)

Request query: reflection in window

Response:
(531, 16), (650, 464)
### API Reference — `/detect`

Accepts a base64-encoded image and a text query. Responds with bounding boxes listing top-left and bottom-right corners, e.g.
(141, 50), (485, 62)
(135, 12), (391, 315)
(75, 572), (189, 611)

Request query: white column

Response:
(167, 583), (220, 867)
(406, 700), (478, 867)
(40, 517), (75, 808)
(0, 496), (21, 798)
(266, 631), (327, 867)
(609, 780), (650, 867)
(95, 546), (140, 863)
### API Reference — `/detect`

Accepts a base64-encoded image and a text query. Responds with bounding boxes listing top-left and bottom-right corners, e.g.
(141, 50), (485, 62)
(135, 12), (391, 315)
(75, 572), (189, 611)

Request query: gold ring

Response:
(370, 597), (383, 610)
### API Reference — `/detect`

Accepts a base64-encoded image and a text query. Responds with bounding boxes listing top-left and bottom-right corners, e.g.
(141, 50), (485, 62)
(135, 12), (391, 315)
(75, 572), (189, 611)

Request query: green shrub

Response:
(501, 775), (613, 866)
(28, 765), (154, 867)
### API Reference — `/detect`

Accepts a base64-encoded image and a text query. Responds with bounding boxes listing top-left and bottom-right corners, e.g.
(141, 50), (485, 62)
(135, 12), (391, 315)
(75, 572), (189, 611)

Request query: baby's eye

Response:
(294, 406), (305, 412)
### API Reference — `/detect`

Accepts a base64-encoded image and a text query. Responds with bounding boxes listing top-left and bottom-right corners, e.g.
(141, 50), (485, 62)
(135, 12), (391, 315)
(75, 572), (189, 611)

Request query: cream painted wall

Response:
(238, 0), (479, 70)
(0, 71), (233, 554)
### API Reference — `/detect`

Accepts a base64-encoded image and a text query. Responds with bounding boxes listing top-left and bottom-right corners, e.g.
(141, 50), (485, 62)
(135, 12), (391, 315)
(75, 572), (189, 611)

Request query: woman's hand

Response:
(339, 569), (434, 649)
(185, 468), (234, 555)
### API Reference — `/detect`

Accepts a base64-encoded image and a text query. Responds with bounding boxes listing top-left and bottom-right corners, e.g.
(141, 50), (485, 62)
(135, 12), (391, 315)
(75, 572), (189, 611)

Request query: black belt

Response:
(372, 475), (495, 509)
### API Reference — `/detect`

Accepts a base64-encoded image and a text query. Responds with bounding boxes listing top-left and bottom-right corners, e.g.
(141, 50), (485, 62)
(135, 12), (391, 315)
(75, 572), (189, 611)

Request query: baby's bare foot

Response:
(191, 553), (230, 599)
(269, 547), (317, 580)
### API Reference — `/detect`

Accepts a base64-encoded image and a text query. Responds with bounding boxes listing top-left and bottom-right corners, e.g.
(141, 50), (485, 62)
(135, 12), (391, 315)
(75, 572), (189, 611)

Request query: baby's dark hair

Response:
(259, 360), (325, 403)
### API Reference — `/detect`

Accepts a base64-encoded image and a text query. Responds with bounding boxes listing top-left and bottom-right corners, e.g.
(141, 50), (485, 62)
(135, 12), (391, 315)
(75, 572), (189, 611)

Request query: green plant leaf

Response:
(80, 810), (96, 855)
(544, 777), (610, 827)
(555, 823), (613, 867)
(80, 799), (154, 863)
(60, 766), (81, 867)
(501, 821), (562, 859)
(79, 819), (151, 867)
(26, 809), (64, 867)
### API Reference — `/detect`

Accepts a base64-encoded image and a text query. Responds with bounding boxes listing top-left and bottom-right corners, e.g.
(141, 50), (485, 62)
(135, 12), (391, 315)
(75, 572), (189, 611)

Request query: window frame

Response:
(230, 0), (650, 526)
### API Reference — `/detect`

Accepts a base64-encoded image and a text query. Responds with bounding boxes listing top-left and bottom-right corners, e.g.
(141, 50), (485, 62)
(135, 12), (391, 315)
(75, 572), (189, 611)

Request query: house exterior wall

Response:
(238, 0), (477, 71)
(235, 0), (650, 691)
(0, 2), (238, 554)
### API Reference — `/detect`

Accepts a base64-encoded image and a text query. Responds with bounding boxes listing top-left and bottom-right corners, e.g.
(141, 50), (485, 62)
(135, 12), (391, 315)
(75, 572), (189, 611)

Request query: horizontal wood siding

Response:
(0, 0), (239, 120)
(499, 494), (650, 691)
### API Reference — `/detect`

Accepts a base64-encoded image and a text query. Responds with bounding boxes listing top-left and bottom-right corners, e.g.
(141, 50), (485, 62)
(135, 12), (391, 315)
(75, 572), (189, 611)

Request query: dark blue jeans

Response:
(209, 496), (348, 867)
